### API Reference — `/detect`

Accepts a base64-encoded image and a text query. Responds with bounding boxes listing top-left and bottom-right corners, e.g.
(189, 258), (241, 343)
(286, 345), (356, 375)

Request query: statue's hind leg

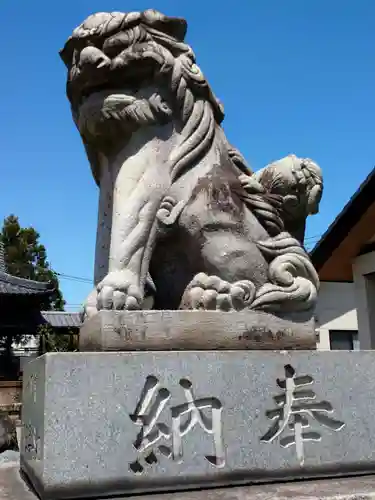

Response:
(180, 273), (256, 311)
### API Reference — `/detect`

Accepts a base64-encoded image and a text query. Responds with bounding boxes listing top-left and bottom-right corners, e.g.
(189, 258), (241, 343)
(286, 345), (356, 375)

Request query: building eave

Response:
(0, 271), (54, 296)
(40, 311), (83, 328)
(310, 167), (375, 281)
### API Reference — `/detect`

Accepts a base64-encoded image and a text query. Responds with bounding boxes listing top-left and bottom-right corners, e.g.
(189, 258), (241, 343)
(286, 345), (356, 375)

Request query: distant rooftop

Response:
(41, 310), (83, 328)
(0, 242), (54, 296)
(0, 242), (83, 328)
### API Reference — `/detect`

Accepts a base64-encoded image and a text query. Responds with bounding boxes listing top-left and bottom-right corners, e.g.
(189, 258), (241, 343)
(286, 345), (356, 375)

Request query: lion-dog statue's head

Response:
(60, 9), (226, 184)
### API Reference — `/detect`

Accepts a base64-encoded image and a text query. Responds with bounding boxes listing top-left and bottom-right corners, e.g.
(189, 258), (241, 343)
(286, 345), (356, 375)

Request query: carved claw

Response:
(180, 273), (256, 311)
(96, 270), (144, 311)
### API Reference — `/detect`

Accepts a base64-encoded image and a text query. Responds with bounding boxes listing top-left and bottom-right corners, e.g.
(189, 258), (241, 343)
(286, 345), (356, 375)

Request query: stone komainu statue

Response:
(60, 10), (323, 318)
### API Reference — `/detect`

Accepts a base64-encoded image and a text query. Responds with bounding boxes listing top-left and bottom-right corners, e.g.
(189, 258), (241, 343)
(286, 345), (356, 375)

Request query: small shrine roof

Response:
(0, 243), (54, 296)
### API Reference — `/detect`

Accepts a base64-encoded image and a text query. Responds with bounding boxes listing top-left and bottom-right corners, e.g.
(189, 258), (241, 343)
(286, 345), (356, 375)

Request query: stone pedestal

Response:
(6, 464), (375, 500)
(79, 310), (317, 351)
(20, 350), (375, 500)
(5, 464), (375, 500)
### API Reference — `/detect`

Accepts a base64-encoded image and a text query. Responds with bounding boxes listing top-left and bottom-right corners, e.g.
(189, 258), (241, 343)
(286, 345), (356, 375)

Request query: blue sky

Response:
(1, 1), (374, 310)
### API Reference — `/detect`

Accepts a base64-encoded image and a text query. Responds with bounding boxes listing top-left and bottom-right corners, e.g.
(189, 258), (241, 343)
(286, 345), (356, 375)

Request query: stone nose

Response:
(79, 46), (111, 69)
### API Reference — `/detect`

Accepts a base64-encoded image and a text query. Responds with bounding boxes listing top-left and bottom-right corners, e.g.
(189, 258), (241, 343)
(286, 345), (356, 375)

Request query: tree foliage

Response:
(0, 215), (70, 374)
(0, 214), (65, 310)
(37, 324), (78, 353)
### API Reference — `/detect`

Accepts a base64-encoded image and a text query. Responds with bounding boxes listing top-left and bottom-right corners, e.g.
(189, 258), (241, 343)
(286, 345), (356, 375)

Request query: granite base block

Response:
(6, 465), (375, 500)
(20, 351), (375, 500)
(5, 466), (375, 500)
(79, 310), (316, 351)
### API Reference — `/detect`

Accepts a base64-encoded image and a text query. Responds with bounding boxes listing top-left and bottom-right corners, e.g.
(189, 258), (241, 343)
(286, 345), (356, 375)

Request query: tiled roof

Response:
(0, 271), (54, 295)
(0, 242), (54, 296)
(41, 311), (83, 328)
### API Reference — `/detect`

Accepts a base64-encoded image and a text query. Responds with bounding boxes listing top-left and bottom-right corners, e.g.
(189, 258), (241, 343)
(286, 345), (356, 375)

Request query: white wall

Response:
(12, 335), (38, 353)
(315, 282), (358, 350)
(353, 250), (375, 349)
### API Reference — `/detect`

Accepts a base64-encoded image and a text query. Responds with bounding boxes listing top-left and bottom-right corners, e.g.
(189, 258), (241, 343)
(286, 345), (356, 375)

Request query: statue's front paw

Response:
(96, 270), (143, 311)
(180, 273), (256, 311)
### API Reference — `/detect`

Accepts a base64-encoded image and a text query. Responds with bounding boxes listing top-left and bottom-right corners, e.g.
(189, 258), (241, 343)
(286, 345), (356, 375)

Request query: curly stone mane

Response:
(61, 10), (321, 315)
(60, 9), (251, 185)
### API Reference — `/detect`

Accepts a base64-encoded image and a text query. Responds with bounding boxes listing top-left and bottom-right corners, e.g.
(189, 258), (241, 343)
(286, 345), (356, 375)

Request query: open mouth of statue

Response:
(70, 46), (161, 109)
(77, 83), (137, 110)
(80, 83), (114, 102)
(81, 89), (138, 111)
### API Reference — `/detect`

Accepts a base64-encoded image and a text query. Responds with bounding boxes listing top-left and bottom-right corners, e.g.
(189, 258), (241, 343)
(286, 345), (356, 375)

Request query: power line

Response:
(55, 272), (93, 284)
(3, 262), (94, 284)
(4, 233), (325, 287)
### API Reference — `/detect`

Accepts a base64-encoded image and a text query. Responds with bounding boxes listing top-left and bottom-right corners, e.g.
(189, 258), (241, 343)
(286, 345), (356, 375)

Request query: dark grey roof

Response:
(41, 311), (83, 328)
(0, 271), (54, 295)
(0, 242), (54, 296)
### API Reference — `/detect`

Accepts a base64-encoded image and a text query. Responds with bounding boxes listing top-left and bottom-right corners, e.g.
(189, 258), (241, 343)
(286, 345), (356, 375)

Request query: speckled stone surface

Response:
(21, 351), (375, 500)
(0, 464), (375, 500)
(79, 310), (316, 351)
(5, 465), (375, 500)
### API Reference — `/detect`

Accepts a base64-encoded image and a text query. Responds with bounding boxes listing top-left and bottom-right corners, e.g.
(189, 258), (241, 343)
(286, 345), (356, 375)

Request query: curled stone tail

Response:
(251, 232), (319, 313)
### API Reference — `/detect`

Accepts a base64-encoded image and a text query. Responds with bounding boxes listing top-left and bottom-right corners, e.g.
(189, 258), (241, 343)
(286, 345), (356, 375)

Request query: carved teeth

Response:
(103, 94), (136, 104)
(79, 90), (137, 109)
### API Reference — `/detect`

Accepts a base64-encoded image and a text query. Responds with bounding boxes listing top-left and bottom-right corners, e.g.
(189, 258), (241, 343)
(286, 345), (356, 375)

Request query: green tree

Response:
(0, 214), (65, 310)
(0, 215), (68, 374)
(37, 324), (78, 354)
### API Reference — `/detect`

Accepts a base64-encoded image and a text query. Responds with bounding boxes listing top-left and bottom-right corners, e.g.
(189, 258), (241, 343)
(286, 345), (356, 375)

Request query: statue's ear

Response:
(142, 10), (187, 41)
(308, 184), (323, 215)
